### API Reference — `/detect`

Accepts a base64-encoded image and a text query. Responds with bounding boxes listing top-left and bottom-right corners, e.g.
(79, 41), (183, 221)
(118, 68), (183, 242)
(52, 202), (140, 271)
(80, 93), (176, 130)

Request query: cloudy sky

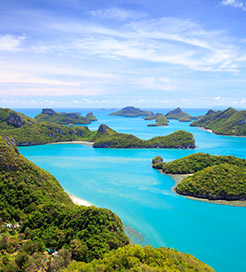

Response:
(0, 0), (246, 108)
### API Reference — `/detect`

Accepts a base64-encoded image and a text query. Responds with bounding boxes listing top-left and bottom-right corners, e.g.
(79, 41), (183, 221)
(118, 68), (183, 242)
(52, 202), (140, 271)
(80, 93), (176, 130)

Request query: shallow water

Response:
(18, 108), (246, 272)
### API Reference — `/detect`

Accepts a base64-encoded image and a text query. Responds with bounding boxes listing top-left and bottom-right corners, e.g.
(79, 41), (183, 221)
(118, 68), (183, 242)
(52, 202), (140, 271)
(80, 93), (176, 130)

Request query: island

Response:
(34, 108), (97, 124)
(144, 113), (169, 127)
(152, 153), (246, 204)
(0, 108), (196, 149)
(0, 136), (214, 272)
(165, 107), (199, 122)
(109, 106), (153, 117)
(190, 107), (246, 136)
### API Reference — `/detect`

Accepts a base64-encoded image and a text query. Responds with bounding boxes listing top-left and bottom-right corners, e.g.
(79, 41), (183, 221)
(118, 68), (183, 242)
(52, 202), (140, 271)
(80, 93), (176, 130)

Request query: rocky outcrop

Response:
(97, 124), (110, 134)
(41, 108), (56, 116)
(6, 113), (26, 128)
(205, 109), (216, 116)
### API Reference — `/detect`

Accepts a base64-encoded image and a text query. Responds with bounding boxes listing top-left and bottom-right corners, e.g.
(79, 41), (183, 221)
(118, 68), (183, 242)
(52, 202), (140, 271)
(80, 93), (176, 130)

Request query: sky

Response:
(0, 0), (246, 108)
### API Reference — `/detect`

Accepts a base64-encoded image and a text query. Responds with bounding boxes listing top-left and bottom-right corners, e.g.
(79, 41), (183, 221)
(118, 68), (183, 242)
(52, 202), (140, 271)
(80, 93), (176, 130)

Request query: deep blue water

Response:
(17, 108), (246, 272)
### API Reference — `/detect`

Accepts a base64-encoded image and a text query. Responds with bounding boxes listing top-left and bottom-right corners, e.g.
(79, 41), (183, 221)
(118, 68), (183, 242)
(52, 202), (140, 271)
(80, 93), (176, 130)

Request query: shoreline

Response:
(160, 171), (246, 207)
(48, 141), (94, 147)
(197, 127), (246, 138)
(69, 194), (93, 207)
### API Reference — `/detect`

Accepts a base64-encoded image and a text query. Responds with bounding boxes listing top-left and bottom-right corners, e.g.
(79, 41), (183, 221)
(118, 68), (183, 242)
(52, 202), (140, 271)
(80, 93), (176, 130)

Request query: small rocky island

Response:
(152, 153), (246, 204)
(109, 106), (153, 117)
(190, 107), (246, 136)
(34, 108), (97, 124)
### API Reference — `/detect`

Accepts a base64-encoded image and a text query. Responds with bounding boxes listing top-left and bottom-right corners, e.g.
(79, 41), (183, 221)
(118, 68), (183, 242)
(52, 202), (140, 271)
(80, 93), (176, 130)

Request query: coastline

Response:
(161, 171), (246, 207)
(69, 194), (93, 207)
(48, 141), (94, 147)
(197, 127), (246, 138)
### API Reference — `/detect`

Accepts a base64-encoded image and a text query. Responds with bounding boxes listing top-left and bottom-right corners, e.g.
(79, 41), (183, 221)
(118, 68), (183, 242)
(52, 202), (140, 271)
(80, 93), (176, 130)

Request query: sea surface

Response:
(17, 108), (246, 272)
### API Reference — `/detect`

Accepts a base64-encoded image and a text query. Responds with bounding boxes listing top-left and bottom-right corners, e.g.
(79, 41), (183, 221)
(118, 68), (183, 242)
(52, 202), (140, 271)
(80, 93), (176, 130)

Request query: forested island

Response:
(34, 108), (97, 124)
(109, 106), (153, 117)
(165, 108), (197, 122)
(152, 153), (246, 202)
(0, 137), (214, 271)
(144, 113), (169, 127)
(190, 107), (246, 136)
(0, 108), (195, 149)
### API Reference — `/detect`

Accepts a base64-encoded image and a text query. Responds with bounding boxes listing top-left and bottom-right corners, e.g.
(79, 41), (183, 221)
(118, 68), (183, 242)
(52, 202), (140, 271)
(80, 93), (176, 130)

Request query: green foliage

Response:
(85, 112), (97, 121)
(110, 106), (153, 117)
(176, 164), (246, 200)
(153, 153), (246, 174)
(145, 113), (169, 127)
(93, 130), (195, 149)
(0, 136), (129, 271)
(34, 109), (92, 125)
(190, 107), (246, 136)
(165, 108), (192, 121)
(62, 244), (215, 272)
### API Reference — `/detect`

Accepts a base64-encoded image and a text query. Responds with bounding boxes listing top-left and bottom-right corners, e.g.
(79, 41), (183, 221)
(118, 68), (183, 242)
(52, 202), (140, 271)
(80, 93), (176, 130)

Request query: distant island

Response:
(0, 136), (214, 272)
(0, 108), (195, 149)
(34, 108), (97, 124)
(165, 107), (199, 122)
(152, 153), (246, 204)
(190, 107), (246, 136)
(144, 113), (169, 127)
(109, 106), (153, 117)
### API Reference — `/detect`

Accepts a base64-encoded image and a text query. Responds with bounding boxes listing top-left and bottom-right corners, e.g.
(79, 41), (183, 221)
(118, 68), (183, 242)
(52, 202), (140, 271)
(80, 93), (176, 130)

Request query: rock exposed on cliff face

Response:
(6, 113), (26, 128)
(41, 108), (56, 116)
(97, 124), (110, 134)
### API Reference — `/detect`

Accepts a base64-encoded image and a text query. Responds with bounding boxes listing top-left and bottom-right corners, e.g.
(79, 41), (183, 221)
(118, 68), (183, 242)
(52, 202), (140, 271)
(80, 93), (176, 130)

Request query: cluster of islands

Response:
(1, 105), (246, 271)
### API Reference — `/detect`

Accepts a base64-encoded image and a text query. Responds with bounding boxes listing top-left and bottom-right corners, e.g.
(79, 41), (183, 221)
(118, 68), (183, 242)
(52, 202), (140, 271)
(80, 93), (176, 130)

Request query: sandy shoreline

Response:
(197, 127), (246, 138)
(69, 194), (93, 207)
(160, 171), (246, 207)
(48, 141), (94, 147)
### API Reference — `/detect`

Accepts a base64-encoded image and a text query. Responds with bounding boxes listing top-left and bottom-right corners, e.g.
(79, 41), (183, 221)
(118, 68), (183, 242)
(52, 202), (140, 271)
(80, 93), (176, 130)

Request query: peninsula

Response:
(152, 153), (246, 203)
(34, 108), (97, 124)
(0, 108), (196, 149)
(0, 136), (214, 271)
(109, 106), (153, 117)
(190, 107), (246, 136)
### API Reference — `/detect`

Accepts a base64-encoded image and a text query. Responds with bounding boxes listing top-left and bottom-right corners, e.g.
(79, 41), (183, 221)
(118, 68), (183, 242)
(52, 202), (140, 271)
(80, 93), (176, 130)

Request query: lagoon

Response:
(18, 108), (246, 272)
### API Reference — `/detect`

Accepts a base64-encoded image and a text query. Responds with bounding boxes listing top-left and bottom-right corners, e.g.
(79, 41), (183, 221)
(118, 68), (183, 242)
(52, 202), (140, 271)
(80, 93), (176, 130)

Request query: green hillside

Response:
(176, 164), (246, 200)
(63, 244), (214, 272)
(190, 107), (246, 136)
(165, 108), (192, 121)
(144, 113), (169, 126)
(34, 109), (96, 125)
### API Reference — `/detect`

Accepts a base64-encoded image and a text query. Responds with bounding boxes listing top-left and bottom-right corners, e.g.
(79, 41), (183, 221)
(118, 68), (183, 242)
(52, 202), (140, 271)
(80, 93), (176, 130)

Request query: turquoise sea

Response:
(17, 108), (246, 272)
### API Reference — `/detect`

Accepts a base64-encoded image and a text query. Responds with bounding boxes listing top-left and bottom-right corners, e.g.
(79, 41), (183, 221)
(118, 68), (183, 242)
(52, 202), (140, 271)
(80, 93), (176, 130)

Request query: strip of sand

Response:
(161, 171), (246, 207)
(197, 127), (246, 138)
(48, 141), (94, 147)
(69, 194), (93, 207)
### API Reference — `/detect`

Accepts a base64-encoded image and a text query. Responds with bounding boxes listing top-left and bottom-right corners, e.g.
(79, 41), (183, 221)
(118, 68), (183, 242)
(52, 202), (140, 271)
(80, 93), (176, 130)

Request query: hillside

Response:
(152, 153), (246, 201)
(0, 108), (196, 149)
(190, 107), (246, 136)
(93, 129), (196, 148)
(109, 106), (153, 117)
(63, 244), (214, 272)
(34, 108), (97, 124)
(0, 136), (129, 270)
(176, 164), (246, 200)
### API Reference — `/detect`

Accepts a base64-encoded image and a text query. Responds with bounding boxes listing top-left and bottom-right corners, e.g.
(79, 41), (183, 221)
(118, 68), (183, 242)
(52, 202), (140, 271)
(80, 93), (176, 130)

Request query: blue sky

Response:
(0, 0), (246, 108)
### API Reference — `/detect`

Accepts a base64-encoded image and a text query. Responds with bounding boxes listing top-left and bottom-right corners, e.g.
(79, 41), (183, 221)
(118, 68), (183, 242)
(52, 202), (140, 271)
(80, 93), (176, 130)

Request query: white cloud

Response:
(90, 8), (147, 21)
(221, 0), (246, 11)
(0, 34), (26, 51)
(137, 77), (175, 91)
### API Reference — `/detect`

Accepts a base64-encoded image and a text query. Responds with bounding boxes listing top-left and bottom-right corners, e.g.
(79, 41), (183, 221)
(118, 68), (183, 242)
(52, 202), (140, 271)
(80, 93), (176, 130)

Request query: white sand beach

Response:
(48, 141), (94, 147)
(69, 194), (93, 207)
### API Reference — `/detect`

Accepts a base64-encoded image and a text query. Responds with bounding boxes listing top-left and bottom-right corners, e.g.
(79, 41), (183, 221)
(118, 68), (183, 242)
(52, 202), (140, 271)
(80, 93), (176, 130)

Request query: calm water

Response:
(17, 108), (246, 272)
